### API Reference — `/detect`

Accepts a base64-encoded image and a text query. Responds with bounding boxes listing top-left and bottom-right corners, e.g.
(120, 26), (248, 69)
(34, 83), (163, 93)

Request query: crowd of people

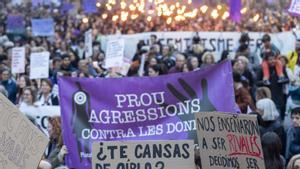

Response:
(0, 0), (300, 169)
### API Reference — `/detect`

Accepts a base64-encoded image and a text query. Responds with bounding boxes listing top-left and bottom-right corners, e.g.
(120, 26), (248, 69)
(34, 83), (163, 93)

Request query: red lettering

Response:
(226, 134), (262, 159)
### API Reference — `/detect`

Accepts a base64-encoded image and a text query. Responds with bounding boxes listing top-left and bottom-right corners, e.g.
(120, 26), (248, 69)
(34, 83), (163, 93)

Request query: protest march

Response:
(1, 0), (300, 169)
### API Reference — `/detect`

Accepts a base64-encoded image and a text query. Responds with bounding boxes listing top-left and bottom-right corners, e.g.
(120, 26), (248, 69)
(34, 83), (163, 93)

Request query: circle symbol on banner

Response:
(74, 91), (86, 105)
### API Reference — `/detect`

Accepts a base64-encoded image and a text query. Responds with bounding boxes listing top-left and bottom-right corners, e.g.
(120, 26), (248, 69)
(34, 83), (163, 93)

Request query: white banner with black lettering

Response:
(101, 31), (297, 61)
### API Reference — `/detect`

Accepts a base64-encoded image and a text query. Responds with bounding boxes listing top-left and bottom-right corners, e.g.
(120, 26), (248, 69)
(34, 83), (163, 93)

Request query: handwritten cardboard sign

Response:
(92, 140), (195, 169)
(29, 51), (50, 79)
(0, 93), (48, 169)
(195, 112), (265, 169)
(105, 39), (125, 68)
(11, 47), (25, 74)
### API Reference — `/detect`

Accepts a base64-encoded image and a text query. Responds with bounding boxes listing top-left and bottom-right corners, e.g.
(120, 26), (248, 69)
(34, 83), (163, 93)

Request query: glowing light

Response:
(222, 11), (229, 20)
(106, 4), (112, 11)
(253, 14), (260, 22)
(129, 4), (136, 11)
(241, 7), (247, 14)
(102, 13), (108, 19)
(211, 9), (219, 19)
(96, 2), (101, 7)
(217, 5), (222, 10)
(131, 14), (138, 20)
(200, 5), (208, 13)
(82, 17), (89, 23)
(112, 15), (119, 21)
(166, 17), (172, 24)
(147, 16), (152, 22)
(188, 0), (192, 4)
(120, 1), (127, 9)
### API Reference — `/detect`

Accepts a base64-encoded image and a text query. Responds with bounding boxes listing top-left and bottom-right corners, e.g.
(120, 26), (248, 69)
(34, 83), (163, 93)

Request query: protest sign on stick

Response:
(195, 112), (265, 169)
(30, 51), (50, 79)
(92, 140), (195, 169)
(11, 47), (26, 74)
(0, 93), (48, 169)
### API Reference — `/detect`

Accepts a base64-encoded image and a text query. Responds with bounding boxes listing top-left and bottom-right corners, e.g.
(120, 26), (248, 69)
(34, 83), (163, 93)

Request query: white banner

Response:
(30, 51), (50, 79)
(85, 29), (93, 58)
(105, 39), (125, 68)
(101, 31), (297, 61)
(19, 105), (61, 136)
(11, 47), (25, 74)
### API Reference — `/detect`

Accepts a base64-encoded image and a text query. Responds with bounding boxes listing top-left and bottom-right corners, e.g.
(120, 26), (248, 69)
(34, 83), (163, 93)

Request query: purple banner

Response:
(6, 15), (25, 34)
(229, 0), (242, 23)
(58, 61), (237, 168)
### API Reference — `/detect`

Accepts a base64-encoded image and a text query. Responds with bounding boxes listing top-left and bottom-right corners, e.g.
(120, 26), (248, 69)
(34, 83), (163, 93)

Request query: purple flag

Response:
(6, 15), (25, 34)
(58, 61), (238, 169)
(229, 0), (242, 22)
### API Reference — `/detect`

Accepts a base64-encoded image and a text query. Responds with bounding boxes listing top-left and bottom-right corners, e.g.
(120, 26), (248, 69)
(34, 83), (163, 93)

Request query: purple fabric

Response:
(229, 0), (242, 23)
(58, 60), (238, 169)
(60, 3), (74, 14)
(6, 15), (25, 34)
(83, 0), (97, 14)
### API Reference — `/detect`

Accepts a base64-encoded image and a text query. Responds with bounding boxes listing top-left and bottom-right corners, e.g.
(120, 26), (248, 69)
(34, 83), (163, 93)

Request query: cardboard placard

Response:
(29, 51), (50, 79)
(11, 47), (26, 74)
(105, 39), (125, 68)
(0, 93), (48, 169)
(195, 112), (265, 169)
(92, 140), (195, 169)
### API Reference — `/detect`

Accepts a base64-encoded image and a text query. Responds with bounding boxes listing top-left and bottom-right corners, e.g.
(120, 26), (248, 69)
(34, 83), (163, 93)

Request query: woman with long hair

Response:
(16, 74), (31, 104)
(262, 132), (285, 169)
(46, 116), (68, 168)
